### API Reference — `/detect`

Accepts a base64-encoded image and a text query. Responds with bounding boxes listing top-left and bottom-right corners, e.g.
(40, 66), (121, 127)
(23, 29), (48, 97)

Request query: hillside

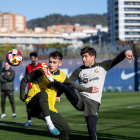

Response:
(27, 13), (107, 29)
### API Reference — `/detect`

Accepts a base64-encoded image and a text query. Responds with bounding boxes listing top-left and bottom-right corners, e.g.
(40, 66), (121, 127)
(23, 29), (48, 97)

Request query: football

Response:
(6, 49), (23, 66)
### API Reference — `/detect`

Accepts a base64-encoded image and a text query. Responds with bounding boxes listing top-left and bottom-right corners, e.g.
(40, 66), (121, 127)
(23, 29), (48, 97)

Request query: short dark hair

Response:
(29, 52), (38, 57)
(80, 46), (96, 58)
(49, 51), (63, 60)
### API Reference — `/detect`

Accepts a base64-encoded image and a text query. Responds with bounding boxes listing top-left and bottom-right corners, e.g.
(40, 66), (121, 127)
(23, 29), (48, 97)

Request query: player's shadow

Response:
(0, 121), (89, 140)
(0, 121), (139, 140)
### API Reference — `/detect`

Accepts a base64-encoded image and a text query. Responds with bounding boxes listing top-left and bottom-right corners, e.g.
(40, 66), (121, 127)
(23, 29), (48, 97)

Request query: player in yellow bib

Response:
(20, 51), (97, 140)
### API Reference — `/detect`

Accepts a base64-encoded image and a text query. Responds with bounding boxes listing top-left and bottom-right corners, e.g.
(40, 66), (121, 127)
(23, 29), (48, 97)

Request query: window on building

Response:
(25, 44), (29, 48)
(42, 37), (47, 40)
(115, 20), (118, 24)
(115, 14), (118, 19)
(124, 8), (140, 11)
(125, 32), (140, 35)
(115, 26), (118, 30)
(125, 37), (140, 41)
(115, 2), (118, 7)
(32, 37), (40, 40)
(125, 26), (140, 29)
(124, 2), (140, 5)
(125, 20), (140, 23)
(10, 37), (17, 39)
(125, 14), (140, 17)
(115, 8), (118, 13)
(115, 38), (119, 41)
(0, 37), (4, 40)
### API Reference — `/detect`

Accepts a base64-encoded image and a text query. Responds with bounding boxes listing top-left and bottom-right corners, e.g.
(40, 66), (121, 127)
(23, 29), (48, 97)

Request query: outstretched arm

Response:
(54, 77), (99, 93)
(69, 79), (99, 93)
(20, 68), (43, 102)
(100, 50), (134, 72)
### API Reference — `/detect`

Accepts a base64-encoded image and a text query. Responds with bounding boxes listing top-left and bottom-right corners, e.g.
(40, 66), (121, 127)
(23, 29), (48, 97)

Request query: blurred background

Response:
(0, 0), (140, 92)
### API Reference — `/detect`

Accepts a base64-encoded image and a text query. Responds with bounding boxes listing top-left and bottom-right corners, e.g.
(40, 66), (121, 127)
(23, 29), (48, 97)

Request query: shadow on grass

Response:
(97, 133), (140, 140)
(0, 121), (89, 140)
(0, 121), (139, 140)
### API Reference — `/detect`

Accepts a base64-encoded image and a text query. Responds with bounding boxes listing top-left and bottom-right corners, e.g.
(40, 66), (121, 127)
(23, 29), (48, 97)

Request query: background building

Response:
(0, 12), (26, 31)
(108, 0), (140, 45)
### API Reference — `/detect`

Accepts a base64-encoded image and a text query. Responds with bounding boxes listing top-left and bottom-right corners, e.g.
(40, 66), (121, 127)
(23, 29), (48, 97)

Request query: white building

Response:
(108, 0), (140, 45)
(0, 28), (83, 50)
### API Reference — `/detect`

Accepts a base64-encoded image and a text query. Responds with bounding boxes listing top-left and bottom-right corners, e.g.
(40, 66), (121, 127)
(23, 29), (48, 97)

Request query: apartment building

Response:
(0, 12), (26, 31)
(108, 0), (140, 44)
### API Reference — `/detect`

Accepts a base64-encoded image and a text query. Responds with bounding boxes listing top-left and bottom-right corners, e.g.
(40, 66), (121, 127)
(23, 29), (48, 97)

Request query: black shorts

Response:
(75, 90), (100, 118)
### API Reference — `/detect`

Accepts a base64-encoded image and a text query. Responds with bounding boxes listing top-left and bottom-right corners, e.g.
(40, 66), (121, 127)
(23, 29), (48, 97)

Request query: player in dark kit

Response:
(20, 51), (98, 139)
(0, 61), (16, 118)
(45, 47), (134, 140)
(24, 52), (41, 127)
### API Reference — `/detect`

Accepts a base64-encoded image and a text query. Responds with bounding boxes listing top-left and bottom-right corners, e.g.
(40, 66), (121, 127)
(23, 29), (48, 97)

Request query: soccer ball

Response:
(6, 49), (23, 66)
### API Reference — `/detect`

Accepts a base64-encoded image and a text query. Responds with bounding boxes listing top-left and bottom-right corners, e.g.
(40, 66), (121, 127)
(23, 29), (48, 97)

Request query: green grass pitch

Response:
(0, 92), (140, 140)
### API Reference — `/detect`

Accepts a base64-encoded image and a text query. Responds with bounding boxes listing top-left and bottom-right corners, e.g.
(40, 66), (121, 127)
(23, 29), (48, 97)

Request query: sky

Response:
(0, 0), (107, 21)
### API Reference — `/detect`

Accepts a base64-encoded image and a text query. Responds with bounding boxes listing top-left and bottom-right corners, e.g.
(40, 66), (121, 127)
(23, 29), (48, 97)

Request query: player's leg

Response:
(57, 82), (78, 102)
(38, 110), (70, 140)
(54, 80), (83, 109)
(24, 110), (32, 127)
(85, 115), (98, 140)
(0, 91), (7, 118)
(50, 111), (70, 140)
(41, 62), (81, 109)
(27, 91), (60, 135)
(24, 91), (32, 127)
(7, 91), (16, 118)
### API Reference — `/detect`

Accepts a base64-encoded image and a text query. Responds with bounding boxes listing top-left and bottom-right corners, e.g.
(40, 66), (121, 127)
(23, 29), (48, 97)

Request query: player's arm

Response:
(69, 68), (81, 82)
(20, 68), (43, 102)
(100, 50), (128, 71)
(64, 77), (98, 93)
(2, 70), (15, 81)
(54, 77), (98, 93)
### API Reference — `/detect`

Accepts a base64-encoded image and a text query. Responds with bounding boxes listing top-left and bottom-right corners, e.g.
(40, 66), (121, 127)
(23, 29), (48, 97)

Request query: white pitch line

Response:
(127, 105), (140, 108)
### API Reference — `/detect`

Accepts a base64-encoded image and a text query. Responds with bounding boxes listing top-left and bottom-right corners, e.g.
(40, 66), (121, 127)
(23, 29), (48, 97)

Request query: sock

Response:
(13, 113), (16, 116)
(45, 116), (54, 130)
(2, 114), (6, 116)
(28, 120), (31, 123)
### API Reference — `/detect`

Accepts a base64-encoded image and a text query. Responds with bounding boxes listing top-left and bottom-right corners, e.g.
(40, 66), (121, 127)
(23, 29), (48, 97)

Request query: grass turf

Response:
(0, 91), (140, 140)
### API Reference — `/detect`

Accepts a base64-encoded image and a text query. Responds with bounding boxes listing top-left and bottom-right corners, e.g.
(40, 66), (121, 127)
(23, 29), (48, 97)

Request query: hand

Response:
(125, 50), (135, 60)
(92, 86), (99, 93)
(56, 97), (60, 103)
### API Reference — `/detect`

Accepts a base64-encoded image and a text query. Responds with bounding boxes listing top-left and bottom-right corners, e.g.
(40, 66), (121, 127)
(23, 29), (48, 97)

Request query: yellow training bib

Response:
(25, 70), (66, 112)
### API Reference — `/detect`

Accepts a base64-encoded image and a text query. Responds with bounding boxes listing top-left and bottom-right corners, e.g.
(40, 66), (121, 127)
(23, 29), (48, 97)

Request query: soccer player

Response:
(24, 52), (41, 127)
(45, 47), (134, 140)
(20, 51), (98, 139)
